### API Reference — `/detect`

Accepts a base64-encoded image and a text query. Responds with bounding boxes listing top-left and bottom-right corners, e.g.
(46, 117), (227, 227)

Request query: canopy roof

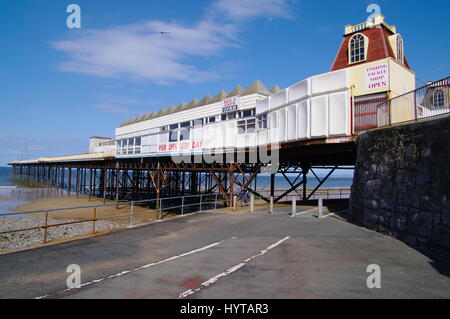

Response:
(120, 80), (277, 127)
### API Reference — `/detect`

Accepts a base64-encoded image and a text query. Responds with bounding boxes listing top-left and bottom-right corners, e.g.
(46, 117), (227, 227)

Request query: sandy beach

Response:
(0, 194), (178, 251)
(14, 194), (177, 223)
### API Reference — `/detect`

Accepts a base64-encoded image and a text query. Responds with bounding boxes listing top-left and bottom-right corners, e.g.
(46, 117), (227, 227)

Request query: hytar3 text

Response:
(180, 303), (269, 316)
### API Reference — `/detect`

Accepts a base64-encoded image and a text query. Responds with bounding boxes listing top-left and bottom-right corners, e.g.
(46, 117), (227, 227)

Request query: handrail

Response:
(374, 77), (449, 129)
(0, 193), (227, 217)
(0, 193), (232, 248)
(388, 77), (449, 101)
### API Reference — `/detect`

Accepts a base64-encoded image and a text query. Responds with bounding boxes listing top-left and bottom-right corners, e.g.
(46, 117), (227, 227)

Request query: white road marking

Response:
(178, 236), (290, 298)
(35, 237), (237, 299)
(290, 208), (318, 217)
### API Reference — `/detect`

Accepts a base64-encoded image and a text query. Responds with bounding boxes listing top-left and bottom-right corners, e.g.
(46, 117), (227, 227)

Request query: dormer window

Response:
(396, 35), (404, 64)
(349, 34), (367, 64)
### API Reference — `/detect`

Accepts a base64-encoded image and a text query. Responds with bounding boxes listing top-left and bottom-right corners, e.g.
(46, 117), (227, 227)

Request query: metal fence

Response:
(0, 193), (232, 247)
(258, 188), (351, 201)
(0, 188), (351, 250)
(376, 77), (449, 127)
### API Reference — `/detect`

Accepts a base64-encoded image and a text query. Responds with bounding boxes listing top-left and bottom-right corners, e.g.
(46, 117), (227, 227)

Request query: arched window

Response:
(397, 35), (404, 64)
(432, 89), (445, 108)
(349, 34), (366, 63)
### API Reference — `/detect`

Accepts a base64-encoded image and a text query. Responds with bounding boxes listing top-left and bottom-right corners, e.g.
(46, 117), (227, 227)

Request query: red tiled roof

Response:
(331, 25), (411, 71)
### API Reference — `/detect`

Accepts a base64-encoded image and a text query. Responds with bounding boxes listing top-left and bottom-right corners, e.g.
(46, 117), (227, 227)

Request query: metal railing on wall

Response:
(257, 188), (351, 201)
(376, 77), (449, 128)
(0, 193), (232, 248)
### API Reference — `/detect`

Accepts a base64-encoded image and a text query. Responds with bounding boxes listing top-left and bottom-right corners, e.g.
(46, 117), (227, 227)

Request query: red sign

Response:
(192, 141), (203, 149)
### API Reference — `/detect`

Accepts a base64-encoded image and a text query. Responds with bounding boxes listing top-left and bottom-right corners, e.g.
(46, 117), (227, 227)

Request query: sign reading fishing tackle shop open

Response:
(366, 62), (389, 90)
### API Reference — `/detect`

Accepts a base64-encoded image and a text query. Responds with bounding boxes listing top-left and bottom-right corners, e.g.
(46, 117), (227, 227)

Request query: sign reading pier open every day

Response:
(366, 62), (389, 90)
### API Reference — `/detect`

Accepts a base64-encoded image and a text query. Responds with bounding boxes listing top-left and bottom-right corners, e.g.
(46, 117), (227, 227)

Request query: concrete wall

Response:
(349, 115), (450, 260)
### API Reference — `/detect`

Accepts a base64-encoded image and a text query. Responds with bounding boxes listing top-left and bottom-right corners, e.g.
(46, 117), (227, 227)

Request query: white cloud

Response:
(93, 94), (159, 113)
(51, 0), (294, 84)
(211, 0), (293, 20)
(52, 20), (237, 83)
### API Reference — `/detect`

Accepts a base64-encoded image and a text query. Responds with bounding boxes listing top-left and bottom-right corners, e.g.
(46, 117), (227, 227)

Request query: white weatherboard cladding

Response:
(159, 132), (169, 144)
(311, 69), (347, 96)
(277, 108), (286, 142)
(297, 100), (310, 139)
(215, 122), (225, 149)
(287, 104), (297, 141)
(225, 120), (236, 148)
(236, 134), (245, 148)
(192, 127), (203, 141)
(257, 130), (268, 146)
(141, 135), (151, 146)
(203, 125), (212, 149)
(269, 112), (277, 143)
(111, 69), (352, 157)
(204, 123), (225, 149)
(270, 89), (288, 109)
(256, 97), (270, 114)
(92, 145), (115, 153)
(288, 79), (310, 103)
(150, 134), (158, 144)
(329, 91), (349, 136)
(310, 96), (328, 137)
(237, 134), (256, 148)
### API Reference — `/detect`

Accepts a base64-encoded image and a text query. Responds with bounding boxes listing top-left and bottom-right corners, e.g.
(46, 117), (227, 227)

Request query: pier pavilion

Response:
(10, 14), (448, 207)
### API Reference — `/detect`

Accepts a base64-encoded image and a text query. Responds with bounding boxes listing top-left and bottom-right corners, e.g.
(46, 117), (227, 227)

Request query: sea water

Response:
(0, 167), (67, 216)
(0, 166), (354, 215)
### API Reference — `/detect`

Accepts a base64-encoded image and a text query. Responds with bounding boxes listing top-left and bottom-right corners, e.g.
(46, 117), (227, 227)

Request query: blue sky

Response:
(0, 0), (448, 166)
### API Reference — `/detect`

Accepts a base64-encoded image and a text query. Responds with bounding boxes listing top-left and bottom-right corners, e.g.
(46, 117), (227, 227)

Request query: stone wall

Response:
(349, 115), (450, 260)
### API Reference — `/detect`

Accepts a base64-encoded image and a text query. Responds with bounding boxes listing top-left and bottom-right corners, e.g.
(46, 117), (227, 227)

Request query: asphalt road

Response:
(0, 203), (449, 299)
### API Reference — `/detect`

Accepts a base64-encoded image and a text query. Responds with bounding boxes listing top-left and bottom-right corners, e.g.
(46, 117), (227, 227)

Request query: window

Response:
(160, 126), (167, 132)
(180, 121), (191, 128)
(432, 89), (445, 108)
(247, 119), (256, 133)
(241, 109), (255, 118)
(221, 114), (227, 121)
(227, 112), (237, 120)
(169, 131), (178, 142)
(135, 137), (141, 146)
(237, 120), (246, 134)
(116, 137), (143, 155)
(179, 129), (190, 141)
(193, 118), (204, 126)
(237, 118), (256, 134)
(208, 116), (216, 123)
(396, 35), (404, 64)
(349, 34), (366, 63)
(257, 114), (268, 129)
